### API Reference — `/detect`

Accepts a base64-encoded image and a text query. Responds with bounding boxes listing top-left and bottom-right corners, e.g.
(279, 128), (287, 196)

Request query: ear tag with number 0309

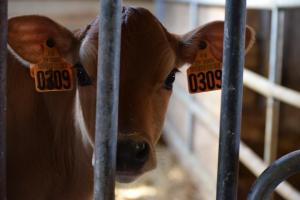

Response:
(186, 40), (222, 94)
(30, 43), (74, 92)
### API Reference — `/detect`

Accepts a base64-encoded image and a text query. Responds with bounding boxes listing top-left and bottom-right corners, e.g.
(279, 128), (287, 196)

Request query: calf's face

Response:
(8, 7), (255, 183)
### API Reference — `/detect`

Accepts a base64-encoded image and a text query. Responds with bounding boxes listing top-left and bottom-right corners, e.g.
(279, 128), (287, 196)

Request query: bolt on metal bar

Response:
(264, 7), (285, 165)
(93, 0), (121, 199)
(216, 0), (247, 199)
(248, 150), (300, 200)
(0, 0), (7, 199)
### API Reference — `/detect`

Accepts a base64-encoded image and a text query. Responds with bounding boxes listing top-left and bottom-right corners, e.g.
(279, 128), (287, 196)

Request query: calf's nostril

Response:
(134, 142), (149, 162)
(116, 140), (150, 172)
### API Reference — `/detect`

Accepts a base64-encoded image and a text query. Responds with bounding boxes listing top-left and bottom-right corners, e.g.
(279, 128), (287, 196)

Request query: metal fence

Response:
(1, 0), (300, 199)
(158, 0), (300, 199)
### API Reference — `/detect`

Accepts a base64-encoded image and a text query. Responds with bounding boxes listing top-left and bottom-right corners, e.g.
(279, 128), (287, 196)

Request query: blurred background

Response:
(8, 0), (300, 199)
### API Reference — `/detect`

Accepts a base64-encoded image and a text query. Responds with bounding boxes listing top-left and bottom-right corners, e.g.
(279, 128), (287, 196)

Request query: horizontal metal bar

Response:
(243, 69), (300, 108)
(276, 0), (300, 8)
(0, 0), (7, 199)
(248, 150), (300, 200)
(165, 0), (300, 9)
(93, 0), (121, 199)
(170, 84), (300, 199)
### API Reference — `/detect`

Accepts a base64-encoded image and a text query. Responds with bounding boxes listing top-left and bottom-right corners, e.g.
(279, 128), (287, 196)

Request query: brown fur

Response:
(7, 7), (255, 199)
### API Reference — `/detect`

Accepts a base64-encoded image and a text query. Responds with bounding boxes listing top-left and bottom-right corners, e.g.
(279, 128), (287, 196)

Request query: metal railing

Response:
(164, 0), (300, 9)
(157, 0), (300, 199)
(1, 0), (122, 199)
(248, 150), (300, 200)
(165, 83), (300, 199)
(2, 0), (300, 200)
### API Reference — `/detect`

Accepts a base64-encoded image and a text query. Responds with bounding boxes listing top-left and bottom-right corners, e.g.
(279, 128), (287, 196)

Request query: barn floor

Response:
(115, 144), (202, 200)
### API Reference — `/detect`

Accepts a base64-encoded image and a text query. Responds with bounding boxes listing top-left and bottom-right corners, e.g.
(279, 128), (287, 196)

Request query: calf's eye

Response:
(164, 68), (179, 90)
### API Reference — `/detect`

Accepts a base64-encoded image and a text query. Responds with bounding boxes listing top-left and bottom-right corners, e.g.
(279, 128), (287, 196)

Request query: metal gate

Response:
(1, 0), (300, 199)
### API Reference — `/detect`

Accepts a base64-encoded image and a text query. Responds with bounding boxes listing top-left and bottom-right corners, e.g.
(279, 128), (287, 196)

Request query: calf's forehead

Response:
(120, 7), (176, 83)
(79, 7), (177, 83)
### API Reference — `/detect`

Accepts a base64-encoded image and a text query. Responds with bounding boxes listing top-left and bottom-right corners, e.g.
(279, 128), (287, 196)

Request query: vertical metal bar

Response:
(94, 0), (121, 199)
(187, 112), (196, 152)
(264, 8), (285, 164)
(186, 2), (198, 153)
(0, 0), (7, 199)
(189, 2), (198, 29)
(216, 0), (247, 199)
(155, 0), (166, 23)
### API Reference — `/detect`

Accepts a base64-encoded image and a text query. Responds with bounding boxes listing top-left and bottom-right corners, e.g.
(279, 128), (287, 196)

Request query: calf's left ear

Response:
(175, 21), (255, 64)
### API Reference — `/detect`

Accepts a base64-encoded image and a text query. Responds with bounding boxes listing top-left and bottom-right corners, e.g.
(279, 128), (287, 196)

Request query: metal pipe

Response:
(264, 8), (285, 165)
(186, 1), (198, 153)
(164, 0), (300, 10)
(164, 120), (216, 199)
(243, 69), (300, 108)
(155, 0), (166, 23)
(216, 0), (247, 199)
(93, 0), (121, 199)
(0, 0), (7, 199)
(171, 83), (300, 199)
(187, 113), (196, 152)
(189, 2), (198, 29)
(248, 150), (300, 200)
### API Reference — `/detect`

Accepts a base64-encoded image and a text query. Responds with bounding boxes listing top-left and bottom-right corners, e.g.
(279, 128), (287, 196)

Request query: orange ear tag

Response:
(29, 43), (74, 92)
(186, 40), (222, 94)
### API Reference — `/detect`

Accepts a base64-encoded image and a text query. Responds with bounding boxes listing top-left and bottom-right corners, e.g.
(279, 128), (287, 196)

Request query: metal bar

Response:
(164, 120), (216, 199)
(248, 150), (300, 200)
(187, 113), (196, 152)
(264, 8), (285, 165)
(189, 2), (198, 29)
(93, 0), (121, 199)
(164, 0), (300, 9)
(0, 0), (7, 199)
(276, 0), (300, 8)
(155, 0), (166, 24)
(216, 0), (247, 199)
(171, 84), (300, 199)
(186, 1), (198, 153)
(243, 69), (300, 108)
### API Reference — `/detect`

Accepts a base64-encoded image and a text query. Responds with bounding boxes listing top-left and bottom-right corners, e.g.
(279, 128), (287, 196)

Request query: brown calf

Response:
(7, 7), (255, 200)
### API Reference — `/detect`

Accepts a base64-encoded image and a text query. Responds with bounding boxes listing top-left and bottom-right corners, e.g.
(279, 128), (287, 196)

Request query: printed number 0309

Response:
(188, 69), (222, 93)
(36, 69), (72, 91)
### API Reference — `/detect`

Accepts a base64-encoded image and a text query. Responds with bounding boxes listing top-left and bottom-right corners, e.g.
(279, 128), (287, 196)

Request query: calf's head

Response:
(8, 7), (255, 182)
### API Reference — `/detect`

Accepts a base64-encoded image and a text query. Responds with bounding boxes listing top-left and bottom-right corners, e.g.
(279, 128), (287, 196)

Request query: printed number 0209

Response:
(188, 69), (222, 93)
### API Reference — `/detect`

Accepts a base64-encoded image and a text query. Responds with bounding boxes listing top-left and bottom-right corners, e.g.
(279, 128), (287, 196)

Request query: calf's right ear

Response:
(8, 15), (79, 64)
(175, 21), (255, 64)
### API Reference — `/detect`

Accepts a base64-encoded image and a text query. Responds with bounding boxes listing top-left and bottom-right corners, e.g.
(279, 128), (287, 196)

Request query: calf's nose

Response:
(116, 139), (150, 172)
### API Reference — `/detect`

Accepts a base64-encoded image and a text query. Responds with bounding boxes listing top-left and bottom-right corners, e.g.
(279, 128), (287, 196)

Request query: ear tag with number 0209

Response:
(186, 40), (222, 94)
(30, 43), (74, 92)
